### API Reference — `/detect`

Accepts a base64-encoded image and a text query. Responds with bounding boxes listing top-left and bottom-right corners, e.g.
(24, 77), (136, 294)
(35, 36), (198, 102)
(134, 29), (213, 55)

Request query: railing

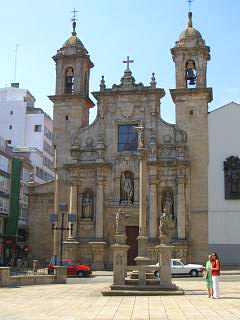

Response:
(10, 260), (50, 276)
(10, 267), (49, 276)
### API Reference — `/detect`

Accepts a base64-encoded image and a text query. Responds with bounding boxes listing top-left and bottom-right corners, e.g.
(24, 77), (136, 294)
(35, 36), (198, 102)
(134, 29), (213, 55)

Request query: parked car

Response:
(153, 259), (203, 277)
(48, 259), (92, 278)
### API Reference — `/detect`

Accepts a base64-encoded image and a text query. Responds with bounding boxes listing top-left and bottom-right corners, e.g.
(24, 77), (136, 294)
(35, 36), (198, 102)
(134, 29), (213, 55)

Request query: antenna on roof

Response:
(13, 43), (20, 82)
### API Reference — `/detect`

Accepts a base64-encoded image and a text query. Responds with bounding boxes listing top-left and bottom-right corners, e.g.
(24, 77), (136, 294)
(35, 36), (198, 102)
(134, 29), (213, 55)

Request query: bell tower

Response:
(49, 15), (94, 167)
(171, 12), (210, 90)
(170, 11), (212, 263)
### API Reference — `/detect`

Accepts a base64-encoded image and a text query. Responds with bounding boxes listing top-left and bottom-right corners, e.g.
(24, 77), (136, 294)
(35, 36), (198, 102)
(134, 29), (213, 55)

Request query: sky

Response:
(0, 0), (239, 124)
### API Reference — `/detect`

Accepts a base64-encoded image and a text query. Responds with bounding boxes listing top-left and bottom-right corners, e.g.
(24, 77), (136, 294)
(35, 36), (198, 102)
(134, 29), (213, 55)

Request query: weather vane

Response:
(187, 0), (193, 11)
(71, 8), (79, 33)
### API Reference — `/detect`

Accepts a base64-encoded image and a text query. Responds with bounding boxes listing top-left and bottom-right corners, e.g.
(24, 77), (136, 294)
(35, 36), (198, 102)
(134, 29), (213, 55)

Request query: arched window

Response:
(65, 67), (74, 94)
(185, 59), (196, 88)
(120, 171), (134, 205)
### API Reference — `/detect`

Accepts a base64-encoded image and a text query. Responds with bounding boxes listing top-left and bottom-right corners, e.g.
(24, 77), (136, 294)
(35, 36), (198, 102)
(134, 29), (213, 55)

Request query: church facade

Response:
(29, 12), (212, 268)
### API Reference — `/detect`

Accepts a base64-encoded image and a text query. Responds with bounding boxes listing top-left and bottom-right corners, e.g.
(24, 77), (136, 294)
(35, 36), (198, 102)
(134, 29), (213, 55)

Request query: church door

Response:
(126, 226), (138, 265)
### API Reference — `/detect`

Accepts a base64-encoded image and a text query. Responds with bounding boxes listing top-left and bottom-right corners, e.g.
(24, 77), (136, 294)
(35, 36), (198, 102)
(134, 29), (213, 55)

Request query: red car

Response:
(48, 259), (92, 277)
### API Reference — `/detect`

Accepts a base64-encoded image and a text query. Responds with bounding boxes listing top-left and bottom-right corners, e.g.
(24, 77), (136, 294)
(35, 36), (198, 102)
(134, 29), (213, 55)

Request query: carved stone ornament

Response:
(71, 128), (81, 146)
(174, 129), (186, 143)
(224, 156), (240, 199)
(163, 135), (172, 143)
(120, 102), (134, 118)
(86, 136), (94, 146)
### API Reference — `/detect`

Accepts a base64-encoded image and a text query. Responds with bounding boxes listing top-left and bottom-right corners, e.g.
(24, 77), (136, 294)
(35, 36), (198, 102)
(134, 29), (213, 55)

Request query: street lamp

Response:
(49, 204), (76, 266)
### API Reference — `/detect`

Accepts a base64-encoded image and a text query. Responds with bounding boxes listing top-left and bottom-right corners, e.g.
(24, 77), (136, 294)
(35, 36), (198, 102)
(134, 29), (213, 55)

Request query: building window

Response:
(0, 197), (9, 214)
(118, 125), (138, 152)
(0, 176), (9, 193)
(10, 110), (13, 115)
(6, 140), (11, 145)
(43, 140), (53, 156)
(0, 154), (9, 172)
(34, 125), (42, 132)
(65, 115), (69, 121)
(9, 125), (12, 129)
(44, 126), (52, 141)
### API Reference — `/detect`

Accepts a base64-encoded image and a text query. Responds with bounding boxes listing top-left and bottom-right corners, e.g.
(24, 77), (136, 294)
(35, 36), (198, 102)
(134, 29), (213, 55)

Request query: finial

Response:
(187, 0), (193, 27)
(71, 8), (79, 36)
(188, 11), (193, 27)
(150, 72), (156, 88)
(100, 75), (106, 91)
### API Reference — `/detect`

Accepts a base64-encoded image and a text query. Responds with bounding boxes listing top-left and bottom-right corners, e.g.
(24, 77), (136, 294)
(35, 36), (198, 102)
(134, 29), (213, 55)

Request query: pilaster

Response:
(96, 170), (104, 239)
(177, 168), (186, 239)
(68, 181), (78, 240)
(149, 171), (158, 239)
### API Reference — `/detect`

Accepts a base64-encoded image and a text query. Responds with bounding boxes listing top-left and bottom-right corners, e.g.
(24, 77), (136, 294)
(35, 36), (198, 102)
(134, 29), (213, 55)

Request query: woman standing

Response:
(205, 255), (213, 298)
(211, 253), (221, 299)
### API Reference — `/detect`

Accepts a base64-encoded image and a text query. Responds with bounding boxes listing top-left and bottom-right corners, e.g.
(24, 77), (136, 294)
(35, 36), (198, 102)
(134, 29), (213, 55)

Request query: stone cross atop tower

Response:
(123, 56), (134, 71)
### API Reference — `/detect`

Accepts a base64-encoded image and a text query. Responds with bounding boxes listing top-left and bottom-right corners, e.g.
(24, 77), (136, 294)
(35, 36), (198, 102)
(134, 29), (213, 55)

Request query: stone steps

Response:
(102, 286), (184, 296)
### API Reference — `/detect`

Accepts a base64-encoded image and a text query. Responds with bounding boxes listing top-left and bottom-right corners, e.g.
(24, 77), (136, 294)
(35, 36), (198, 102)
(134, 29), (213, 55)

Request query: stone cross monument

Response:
(134, 120), (151, 285)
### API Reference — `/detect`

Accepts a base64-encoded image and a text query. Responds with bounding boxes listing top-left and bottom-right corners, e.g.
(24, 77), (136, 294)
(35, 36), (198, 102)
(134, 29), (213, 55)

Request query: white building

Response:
(208, 102), (240, 264)
(0, 83), (54, 183)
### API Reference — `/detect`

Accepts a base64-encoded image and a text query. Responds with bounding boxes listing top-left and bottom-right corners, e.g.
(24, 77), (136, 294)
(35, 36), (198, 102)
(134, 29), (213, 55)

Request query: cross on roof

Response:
(123, 56), (134, 71)
(71, 8), (79, 33)
(187, 0), (193, 11)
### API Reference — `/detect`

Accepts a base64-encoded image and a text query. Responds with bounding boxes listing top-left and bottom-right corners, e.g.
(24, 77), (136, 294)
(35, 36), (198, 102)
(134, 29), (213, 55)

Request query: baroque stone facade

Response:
(29, 12), (212, 267)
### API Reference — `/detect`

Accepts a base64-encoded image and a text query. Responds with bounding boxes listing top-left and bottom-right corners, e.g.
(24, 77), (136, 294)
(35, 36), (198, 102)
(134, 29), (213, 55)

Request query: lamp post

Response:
(49, 204), (76, 266)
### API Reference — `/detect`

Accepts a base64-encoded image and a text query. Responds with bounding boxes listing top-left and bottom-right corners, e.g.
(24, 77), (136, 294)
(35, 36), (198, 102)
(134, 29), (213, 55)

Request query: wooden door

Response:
(126, 226), (139, 265)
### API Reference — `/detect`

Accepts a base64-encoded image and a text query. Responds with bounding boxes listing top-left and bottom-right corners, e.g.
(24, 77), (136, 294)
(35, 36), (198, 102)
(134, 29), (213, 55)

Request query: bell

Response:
(189, 79), (195, 85)
(186, 68), (196, 85)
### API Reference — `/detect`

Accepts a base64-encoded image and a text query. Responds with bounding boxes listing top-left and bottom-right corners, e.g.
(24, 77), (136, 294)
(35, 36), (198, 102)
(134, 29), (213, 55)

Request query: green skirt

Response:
(206, 273), (213, 289)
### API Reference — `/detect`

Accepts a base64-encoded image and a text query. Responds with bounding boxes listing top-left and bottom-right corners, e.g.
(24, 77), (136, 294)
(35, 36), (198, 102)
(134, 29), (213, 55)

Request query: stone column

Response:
(96, 171), (104, 239)
(135, 148), (150, 286)
(68, 182), (78, 239)
(111, 244), (129, 286)
(157, 244), (175, 288)
(139, 152), (147, 238)
(89, 242), (106, 270)
(177, 170), (186, 239)
(149, 173), (158, 239)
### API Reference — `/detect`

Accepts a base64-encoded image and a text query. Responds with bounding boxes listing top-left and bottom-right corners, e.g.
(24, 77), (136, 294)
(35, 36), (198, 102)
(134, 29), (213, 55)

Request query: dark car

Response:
(48, 259), (92, 278)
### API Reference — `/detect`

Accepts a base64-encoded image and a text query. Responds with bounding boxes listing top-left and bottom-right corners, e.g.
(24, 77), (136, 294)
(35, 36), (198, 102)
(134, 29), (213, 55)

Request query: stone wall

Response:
(0, 267), (66, 287)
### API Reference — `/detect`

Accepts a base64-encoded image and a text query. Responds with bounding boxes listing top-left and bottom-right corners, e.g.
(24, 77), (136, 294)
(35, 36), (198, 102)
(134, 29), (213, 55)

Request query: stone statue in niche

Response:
(224, 156), (240, 199)
(82, 192), (94, 219)
(162, 191), (174, 220)
(120, 171), (134, 205)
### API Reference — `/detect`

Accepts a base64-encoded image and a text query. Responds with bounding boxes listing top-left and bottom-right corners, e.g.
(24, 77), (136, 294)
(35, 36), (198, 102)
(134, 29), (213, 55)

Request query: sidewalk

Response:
(0, 275), (240, 319)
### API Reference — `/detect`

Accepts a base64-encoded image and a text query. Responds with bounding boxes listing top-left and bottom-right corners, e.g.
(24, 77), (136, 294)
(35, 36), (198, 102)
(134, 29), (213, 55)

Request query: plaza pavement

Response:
(1, 272), (240, 320)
